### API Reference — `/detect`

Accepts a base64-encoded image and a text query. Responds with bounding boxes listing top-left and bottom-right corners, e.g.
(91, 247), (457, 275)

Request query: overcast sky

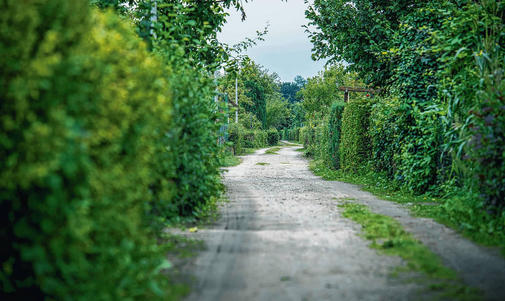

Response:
(218, 0), (326, 82)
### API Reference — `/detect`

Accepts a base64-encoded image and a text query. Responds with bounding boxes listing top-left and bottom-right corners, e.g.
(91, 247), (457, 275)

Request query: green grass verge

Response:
(339, 201), (480, 300)
(265, 146), (282, 154)
(221, 154), (241, 167)
(309, 159), (505, 257)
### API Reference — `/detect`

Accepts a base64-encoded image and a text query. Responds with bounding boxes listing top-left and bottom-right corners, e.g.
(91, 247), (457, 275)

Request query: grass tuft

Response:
(265, 146), (282, 154)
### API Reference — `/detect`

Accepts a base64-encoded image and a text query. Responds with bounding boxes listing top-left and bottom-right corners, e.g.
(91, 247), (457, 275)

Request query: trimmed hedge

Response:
(228, 123), (245, 155)
(328, 102), (345, 169)
(267, 128), (280, 146)
(369, 97), (404, 178)
(340, 98), (372, 173)
(242, 129), (268, 149)
(1, 4), (173, 299)
(163, 66), (222, 218)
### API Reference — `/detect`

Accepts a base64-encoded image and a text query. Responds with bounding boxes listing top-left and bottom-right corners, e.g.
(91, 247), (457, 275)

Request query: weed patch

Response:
(221, 154), (241, 167)
(256, 162), (269, 166)
(265, 146), (282, 154)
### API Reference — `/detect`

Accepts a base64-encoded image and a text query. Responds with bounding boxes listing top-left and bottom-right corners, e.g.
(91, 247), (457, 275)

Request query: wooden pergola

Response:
(338, 86), (378, 102)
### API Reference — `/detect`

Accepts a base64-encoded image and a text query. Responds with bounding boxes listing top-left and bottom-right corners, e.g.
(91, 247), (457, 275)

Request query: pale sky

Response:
(218, 0), (326, 82)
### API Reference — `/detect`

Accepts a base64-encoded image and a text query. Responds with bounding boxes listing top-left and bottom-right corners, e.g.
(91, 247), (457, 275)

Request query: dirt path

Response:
(184, 145), (505, 301)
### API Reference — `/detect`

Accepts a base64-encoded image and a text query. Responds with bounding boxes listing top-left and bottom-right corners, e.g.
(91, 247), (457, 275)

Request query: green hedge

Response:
(340, 98), (372, 173)
(368, 97), (404, 179)
(163, 66), (222, 218)
(228, 123), (245, 155)
(242, 129), (268, 149)
(283, 127), (300, 142)
(267, 128), (280, 146)
(328, 102), (345, 169)
(1, 4), (173, 299)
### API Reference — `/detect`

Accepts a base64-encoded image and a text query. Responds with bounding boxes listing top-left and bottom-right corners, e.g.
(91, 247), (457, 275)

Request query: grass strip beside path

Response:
(339, 202), (480, 300)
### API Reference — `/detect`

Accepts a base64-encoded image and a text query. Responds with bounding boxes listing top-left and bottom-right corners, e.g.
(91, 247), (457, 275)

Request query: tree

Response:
(280, 75), (306, 103)
(298, 65), (356, 120)
(305, 0), (424, 88)
(266, 93), (291, 130)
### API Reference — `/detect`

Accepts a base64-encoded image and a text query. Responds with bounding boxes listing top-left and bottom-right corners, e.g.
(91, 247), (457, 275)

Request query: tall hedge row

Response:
(327, 102), (345, 169)
(266, 128), (280, 146)
(227, 124), (276, 155)
(1, 1), (224, 298)
(340, 98), (372, 172)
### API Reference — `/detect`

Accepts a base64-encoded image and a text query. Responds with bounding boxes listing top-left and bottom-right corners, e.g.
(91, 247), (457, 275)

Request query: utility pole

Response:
(150, 0), (157, 38)
(235, 74), (239, 123)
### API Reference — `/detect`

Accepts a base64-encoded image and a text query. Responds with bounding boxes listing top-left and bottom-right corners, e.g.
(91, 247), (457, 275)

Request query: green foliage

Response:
(340, 98), (372, 173)
(327, 102), (345, 169)
(298, 65), (354, 120)
(95, 0), (251, 70)
(307, 0), (505, 211)
(305, 0), (412, 87)
(266, 128), (280, 146)
(228, 123), (245, 155)
(299, 124), (316, 157)
(266, 94), (291, 130)
(161, 65), (223, 218)
(368, 97), (403, 179)
(280, 75), (306, 103)
(242, 129), (268, 149)
(0, 4), (174, 299)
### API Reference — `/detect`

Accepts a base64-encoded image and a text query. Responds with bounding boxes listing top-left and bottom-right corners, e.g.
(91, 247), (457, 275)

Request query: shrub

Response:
(253, 130), (268, 148)
(327, 102), (345, 169)
(241, 129), (268, 149)
(314, 120), (330, 163)
(369, 97), (404, 178)
(267, 128), (280, 146)
(163, 65), (223, 217)
(340, 98), (372, 172)
(228, 123), (245, 155)
(0, 4), (171, 300)
(467, 44), (505, 211)
(242, 130), (256, 148)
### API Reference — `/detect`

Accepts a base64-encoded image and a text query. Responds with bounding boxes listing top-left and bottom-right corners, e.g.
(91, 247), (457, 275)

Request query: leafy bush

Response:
(467, 28), (505, 210)
(0, 4), (172, 299)
(267, 128), (280, 146)
(228, 123), (245, 155)
(327, 102), (345, 169)
(300, 125), (316, 156)
(284, 127), (300, 142)
(253, 130), (268, 148)
(242, 129), (267, 149)
(368, 97), (405, 179)
(162, 65), (223, 218)
(340, 98), (372, 173)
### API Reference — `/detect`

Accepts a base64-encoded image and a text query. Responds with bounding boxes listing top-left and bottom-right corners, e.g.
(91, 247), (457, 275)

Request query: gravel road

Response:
(183, 145), (505, 301)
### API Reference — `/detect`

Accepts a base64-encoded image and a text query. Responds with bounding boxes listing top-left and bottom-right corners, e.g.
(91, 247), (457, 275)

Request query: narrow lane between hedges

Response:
(183, 145), (505, 301)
